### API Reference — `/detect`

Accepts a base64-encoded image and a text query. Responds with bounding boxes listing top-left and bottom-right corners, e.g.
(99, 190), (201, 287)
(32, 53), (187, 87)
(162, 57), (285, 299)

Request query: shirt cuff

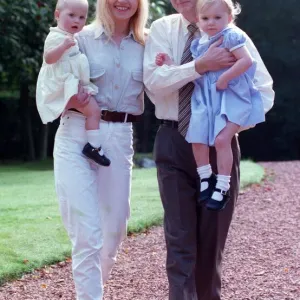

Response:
(191, 61), (202, 80)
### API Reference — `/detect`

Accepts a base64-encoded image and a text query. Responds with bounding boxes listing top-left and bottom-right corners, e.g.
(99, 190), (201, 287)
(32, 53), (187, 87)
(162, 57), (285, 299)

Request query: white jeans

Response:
(54, 111), (133, 300)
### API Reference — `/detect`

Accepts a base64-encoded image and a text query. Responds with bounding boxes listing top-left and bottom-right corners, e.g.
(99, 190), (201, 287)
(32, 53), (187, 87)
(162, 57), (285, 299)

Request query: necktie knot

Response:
(187, 23), (198, 35)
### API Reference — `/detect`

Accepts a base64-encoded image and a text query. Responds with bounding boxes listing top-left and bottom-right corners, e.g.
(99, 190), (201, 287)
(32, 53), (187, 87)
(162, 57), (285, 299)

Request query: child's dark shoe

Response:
(198, 173), (217, 203)
(82, 143), (111, 167)
(206, 188), (229, 211)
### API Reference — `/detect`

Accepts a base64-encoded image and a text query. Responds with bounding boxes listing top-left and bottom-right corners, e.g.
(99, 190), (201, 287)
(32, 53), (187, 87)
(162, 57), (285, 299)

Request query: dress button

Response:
(116, 63), (120, 68)
(114, 85), (119, 90)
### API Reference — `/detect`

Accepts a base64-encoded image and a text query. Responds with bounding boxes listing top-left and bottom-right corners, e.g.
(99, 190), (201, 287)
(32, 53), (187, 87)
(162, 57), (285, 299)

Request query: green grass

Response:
(0, 159), (264, 284)
(240, 160), (265, 187)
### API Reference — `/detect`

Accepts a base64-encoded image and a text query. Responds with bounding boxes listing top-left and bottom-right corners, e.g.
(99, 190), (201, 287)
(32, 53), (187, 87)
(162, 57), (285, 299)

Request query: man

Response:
(143, 0), (274, 299)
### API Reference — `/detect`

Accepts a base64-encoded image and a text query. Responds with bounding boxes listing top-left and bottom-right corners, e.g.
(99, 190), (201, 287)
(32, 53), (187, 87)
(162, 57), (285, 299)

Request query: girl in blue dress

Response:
(155, 0), (266, 211)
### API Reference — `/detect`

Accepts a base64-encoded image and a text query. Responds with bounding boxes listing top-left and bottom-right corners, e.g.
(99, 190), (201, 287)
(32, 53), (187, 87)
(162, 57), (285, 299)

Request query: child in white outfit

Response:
(36, 0), (110, 166)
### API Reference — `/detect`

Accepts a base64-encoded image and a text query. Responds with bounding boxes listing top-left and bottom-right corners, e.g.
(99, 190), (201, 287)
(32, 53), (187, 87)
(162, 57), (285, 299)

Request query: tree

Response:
(236, 0), (300, 160)
(0, 0), (96, 160)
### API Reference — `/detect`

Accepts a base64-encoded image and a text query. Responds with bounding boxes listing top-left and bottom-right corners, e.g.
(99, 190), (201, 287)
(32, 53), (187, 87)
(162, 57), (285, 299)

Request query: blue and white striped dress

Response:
(186, 26), (265, 146)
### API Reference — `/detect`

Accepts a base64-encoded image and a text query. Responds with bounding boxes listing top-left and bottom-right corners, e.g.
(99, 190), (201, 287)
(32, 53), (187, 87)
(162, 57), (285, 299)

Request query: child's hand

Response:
(77, 85), (90, 106)
(65, 85), (90, 110)
(155, 53), (173, 66)
(216, 76), (228, 90)
(63, 35), (76, 49)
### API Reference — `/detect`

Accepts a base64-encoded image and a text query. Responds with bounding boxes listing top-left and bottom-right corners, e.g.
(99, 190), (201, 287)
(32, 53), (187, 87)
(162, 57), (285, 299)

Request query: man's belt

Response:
(160, 119), (178, 128)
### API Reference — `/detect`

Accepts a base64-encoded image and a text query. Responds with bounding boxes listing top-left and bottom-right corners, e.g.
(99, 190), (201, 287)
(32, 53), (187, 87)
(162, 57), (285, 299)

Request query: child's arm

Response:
(216, 46), (253, 90)
(44, 35), (76, 64)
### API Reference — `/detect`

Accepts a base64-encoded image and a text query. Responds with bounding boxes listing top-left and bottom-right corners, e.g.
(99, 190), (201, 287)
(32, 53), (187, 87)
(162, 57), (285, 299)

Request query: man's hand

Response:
(195, 37), (236, 74)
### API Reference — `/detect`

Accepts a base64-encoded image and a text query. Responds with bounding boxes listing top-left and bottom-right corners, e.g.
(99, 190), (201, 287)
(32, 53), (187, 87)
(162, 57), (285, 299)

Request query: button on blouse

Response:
(76, 24), (145, 115)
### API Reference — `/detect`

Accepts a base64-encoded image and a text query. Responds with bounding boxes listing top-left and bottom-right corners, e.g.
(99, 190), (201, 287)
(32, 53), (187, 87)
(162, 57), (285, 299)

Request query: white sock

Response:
(197, 164), (212, 192)
(211, 174), (231, 201)
(87, 129), (102, 148)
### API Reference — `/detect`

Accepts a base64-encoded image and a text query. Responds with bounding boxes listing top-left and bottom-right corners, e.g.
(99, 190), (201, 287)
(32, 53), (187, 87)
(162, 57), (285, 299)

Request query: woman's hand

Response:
(195, 37), (236, 74)
(65, 85), (90, 110)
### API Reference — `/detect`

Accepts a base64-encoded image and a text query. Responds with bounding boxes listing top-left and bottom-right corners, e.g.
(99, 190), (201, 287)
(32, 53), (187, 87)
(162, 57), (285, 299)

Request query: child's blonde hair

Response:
(55, 0), (89, 11)
(94, 0), (148, 45)
(197, 0), (241, 21)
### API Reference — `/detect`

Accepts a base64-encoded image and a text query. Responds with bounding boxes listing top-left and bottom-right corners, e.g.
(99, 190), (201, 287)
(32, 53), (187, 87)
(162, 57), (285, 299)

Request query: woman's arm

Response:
(44, 35), (75, 64)
(217, 45), (253, 89)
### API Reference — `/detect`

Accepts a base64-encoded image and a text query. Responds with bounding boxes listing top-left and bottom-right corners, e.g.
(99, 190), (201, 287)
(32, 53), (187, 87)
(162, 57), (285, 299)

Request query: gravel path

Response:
(0, 161), (300, 300)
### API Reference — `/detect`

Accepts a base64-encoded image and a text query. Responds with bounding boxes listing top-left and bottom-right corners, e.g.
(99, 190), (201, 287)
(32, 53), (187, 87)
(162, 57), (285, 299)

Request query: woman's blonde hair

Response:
(94, 0), (148, 45)
(197, 0), (241, 21)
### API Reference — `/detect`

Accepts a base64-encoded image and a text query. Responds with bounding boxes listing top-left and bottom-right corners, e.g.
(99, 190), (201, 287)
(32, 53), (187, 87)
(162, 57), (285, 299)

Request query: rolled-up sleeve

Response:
(245, 36), (275, 113)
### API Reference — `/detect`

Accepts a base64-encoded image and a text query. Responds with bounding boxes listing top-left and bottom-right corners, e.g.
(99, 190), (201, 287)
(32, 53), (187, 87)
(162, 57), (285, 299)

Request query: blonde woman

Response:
(53, 0), (148, 298)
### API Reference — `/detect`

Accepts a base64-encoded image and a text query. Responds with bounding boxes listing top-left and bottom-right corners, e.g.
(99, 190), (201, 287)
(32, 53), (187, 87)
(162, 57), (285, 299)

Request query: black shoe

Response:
(198, 173), (217, 203)
(82, 143), (111, 167)
(206, 188), (229, 211)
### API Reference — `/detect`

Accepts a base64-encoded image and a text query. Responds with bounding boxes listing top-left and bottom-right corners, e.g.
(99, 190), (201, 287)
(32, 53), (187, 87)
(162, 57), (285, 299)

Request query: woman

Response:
(53, 0), (148, 298)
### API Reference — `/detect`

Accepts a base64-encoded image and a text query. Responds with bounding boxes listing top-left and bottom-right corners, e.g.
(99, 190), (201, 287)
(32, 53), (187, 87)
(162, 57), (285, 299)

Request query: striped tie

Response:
(178, 23), (198, 137)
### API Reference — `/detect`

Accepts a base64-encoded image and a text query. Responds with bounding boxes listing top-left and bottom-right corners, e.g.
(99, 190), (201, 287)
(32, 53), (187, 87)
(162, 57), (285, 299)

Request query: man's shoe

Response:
(206, 188), (229, 211)
(82, 143), (111, 167)
(198, 173), (217, 203)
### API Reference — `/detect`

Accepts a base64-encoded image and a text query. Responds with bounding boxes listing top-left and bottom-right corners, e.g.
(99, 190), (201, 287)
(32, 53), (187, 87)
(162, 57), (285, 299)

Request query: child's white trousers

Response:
(54, 111), (133, 300)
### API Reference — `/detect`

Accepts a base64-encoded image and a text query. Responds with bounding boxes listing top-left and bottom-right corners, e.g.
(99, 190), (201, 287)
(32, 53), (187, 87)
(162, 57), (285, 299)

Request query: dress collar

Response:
(208, 24), (234, 40)
(199, 24), (234, 44)
(50, 26), (72, 36)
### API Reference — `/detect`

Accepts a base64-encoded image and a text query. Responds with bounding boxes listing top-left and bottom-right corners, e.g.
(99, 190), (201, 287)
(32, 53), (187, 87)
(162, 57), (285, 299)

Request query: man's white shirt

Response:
(143, 14), (275, 121)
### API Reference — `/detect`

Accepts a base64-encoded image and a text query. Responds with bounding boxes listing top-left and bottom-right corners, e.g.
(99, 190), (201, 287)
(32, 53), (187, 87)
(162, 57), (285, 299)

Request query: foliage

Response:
(236, 0), (300, 160)
(0, 0), (96, 86)
(149, 0), (175, 24)
(0, 1), (54, 85)
(0, 0), (299, 160)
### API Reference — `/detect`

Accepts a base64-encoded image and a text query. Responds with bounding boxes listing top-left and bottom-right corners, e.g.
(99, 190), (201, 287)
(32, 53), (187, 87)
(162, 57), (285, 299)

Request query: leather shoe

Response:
(206, 188), (229, 211)
(198, 173), (217, 203)
(82, 143), (111, 167)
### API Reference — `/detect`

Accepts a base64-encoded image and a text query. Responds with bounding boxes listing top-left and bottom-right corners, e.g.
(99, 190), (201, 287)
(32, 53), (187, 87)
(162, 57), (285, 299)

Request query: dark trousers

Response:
(154, 125), (240, 300)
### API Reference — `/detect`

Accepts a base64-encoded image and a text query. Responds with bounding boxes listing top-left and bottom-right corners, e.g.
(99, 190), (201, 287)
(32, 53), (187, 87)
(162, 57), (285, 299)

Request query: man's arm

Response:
(143, 20), (200, 96)
(144, 20), (236, 96)
(244, 35), (275, 113)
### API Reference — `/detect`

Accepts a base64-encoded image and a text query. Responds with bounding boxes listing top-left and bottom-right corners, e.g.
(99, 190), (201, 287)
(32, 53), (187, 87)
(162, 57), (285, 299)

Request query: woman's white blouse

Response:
(76, 24), (145, 115)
